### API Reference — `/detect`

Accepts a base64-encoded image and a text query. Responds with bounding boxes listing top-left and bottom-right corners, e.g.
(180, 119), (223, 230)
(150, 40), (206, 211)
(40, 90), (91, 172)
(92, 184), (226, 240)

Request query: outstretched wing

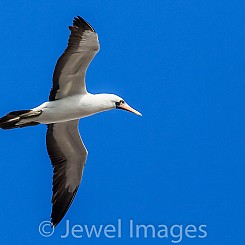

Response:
(46, 120), (88, 227)
(49, 16), (100, 101)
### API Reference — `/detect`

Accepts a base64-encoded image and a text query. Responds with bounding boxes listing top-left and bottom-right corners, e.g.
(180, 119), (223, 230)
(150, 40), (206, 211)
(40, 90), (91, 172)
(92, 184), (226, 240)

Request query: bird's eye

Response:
(115, 100), (125, 108)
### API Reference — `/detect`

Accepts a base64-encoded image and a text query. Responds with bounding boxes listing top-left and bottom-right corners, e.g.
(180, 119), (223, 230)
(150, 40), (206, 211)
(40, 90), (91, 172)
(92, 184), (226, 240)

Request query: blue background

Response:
(0, 0), (244, 244)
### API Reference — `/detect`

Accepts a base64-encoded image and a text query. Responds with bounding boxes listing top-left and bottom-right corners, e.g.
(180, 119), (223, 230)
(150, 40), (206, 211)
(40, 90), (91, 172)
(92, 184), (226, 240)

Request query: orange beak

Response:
(118, 103), (142, 116)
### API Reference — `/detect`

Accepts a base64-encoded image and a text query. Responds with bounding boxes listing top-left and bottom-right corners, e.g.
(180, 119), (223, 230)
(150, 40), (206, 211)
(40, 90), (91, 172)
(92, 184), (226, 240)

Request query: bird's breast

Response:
(34, 94), (109, 124)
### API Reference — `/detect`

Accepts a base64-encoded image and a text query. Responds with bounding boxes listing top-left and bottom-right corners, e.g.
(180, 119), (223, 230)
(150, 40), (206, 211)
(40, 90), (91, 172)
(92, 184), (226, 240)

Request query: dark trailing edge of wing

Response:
(46, 124), (80, 227)
(49, 83), (59, 102)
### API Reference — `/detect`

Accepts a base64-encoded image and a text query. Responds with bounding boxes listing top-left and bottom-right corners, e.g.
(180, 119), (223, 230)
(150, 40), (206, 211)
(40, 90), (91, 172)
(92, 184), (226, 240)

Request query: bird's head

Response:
(101, 94), (142, 116)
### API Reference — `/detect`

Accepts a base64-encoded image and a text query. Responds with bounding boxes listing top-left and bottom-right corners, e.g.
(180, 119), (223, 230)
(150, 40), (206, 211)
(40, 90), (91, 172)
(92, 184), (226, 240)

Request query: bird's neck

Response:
(82, 93), (115, 114)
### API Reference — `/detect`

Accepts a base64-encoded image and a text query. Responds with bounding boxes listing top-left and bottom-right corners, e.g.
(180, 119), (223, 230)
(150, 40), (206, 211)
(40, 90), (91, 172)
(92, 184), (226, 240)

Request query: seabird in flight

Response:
(0, 16), (141, 227)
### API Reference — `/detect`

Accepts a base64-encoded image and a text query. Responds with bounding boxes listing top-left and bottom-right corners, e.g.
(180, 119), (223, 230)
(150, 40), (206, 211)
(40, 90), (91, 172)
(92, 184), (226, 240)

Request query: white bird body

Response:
(31, 93), (119, 124)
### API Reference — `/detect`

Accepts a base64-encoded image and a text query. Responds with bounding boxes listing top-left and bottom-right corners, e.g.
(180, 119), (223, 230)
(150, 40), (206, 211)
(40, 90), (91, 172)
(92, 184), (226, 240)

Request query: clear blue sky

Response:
(0, 0), (244, 244)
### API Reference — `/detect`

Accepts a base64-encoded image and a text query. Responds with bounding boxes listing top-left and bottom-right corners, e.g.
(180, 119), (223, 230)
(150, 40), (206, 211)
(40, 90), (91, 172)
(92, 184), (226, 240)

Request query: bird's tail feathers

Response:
(0, 110), (42, 130)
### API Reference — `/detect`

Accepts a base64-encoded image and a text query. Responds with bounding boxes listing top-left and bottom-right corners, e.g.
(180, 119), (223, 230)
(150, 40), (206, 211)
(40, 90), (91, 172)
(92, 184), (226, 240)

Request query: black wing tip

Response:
(50, 187), (79, 227)
(72, 15), (95, 32)
(50, 220), (57, 228)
